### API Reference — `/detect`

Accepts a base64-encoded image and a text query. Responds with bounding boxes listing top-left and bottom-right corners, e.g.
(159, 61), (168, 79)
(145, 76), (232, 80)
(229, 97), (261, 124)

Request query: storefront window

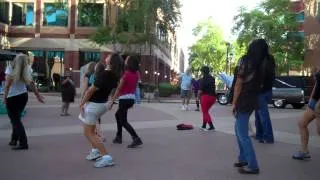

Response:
(12, 2), (34, 26)
(78, 3), (103, 27)
(79, 51), (100, 67)
(43, 3), (68, 27)
(0, 2), (9, 24)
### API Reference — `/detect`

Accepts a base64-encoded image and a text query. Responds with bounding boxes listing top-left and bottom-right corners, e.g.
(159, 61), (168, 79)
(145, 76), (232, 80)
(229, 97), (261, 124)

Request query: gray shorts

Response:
(79, 102), (107, 125)
(181, 90), (191, 98)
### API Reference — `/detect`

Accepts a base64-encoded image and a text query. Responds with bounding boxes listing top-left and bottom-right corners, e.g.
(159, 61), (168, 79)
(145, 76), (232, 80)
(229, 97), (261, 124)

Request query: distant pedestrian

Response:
(79, 53), (122, 168)
(179, 69), (192, 111)
(4, 54), (44, 150)
(254, 52), (276, 144)
(199, 66), (216, 131)
(232, 39), (270, 174)
(108, 55), (143, 148)
(192, 78), (200, 111)
(61, 69), (75, 116)
(292, 68), (320, 160)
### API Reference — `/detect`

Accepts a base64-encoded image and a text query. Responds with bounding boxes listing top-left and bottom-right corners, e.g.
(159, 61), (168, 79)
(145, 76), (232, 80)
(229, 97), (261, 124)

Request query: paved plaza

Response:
(0, 94), (319, 180)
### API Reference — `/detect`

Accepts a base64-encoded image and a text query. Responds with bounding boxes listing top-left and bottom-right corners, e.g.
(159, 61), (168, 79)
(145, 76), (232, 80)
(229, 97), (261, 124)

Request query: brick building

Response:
(0, 0), (183, 86)
(292, 0), (320, 69)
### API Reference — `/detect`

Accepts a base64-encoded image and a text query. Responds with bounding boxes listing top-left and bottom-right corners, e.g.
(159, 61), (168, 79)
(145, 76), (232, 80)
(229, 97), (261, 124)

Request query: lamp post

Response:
(226, 42), (231, 75)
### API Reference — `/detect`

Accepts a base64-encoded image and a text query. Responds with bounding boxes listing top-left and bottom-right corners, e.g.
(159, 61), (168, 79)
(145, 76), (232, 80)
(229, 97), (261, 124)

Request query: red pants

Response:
(200, 95), (216, 123)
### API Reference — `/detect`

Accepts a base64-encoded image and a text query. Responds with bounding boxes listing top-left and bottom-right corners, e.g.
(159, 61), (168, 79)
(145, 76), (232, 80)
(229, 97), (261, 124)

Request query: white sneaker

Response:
(94, 155), (115, 168)
(86, 149), (101, 161)
(181, 105), (186, 111)
(186, 106), (190, 111)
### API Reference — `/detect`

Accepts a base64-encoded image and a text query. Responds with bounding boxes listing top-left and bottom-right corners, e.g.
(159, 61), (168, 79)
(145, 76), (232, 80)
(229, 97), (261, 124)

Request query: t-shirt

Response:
(89, 70), (118, 103)
(5, 65), (32, 98)
(235, 57), (262, 113)
(199, 75), (216, 96)
(119, 71), (139, 97)
(312, 72), (320, 101)
(192, 79), (200, 92)
(180, 73), (192, 90)
(85, 73), (95, 87)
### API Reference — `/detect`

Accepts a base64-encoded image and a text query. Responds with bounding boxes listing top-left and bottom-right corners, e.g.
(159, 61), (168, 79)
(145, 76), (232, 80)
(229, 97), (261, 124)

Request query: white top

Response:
(5, 65), (33, 98)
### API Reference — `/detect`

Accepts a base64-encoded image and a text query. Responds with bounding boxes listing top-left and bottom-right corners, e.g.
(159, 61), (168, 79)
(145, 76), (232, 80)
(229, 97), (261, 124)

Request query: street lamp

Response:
(226, 42), (231, 75)
(145, 70), (148, 74)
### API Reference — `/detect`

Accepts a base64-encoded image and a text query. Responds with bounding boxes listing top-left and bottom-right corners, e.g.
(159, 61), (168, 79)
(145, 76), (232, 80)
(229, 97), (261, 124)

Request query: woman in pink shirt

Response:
(108, 55), (142, 148)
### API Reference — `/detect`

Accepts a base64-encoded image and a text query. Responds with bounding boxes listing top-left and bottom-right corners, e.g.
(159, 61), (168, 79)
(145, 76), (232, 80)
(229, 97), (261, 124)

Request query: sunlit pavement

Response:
(0, 94), (319, 180)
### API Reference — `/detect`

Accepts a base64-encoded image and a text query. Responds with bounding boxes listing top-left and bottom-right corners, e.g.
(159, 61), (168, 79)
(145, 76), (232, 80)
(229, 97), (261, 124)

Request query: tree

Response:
(87, 0), (181, 53)
(232, 0), (304, 75)
(188, 19), (228, 76)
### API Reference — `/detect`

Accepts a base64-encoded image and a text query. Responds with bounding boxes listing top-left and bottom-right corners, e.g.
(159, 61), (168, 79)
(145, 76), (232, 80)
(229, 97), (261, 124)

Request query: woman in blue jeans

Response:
(232, 39), (272, 174)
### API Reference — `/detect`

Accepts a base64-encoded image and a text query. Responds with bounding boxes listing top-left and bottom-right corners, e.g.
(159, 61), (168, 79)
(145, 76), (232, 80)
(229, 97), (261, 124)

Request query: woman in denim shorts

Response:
(292, 70), (320, 160)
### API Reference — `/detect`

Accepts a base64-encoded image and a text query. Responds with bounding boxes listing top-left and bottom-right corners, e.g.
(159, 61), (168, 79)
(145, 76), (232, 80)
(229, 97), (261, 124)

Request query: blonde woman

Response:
(4, 54), (44, 150)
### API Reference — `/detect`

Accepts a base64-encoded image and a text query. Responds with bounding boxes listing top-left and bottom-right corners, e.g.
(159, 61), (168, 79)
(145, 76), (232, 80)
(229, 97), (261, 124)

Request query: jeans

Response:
(7, 93), (28, 146)
(255, 90), (274, 142)
(135, 87), (141, 104)
(200, 95), (216, 123)
(235, 111), (259, 170)
(115, 99), (139, 139)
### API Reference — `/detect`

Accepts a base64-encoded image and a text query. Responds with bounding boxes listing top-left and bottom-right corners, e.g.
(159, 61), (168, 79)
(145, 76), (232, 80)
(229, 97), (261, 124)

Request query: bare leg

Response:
(61, 102), (67, 115)
(83, 124), (108, 155)
(65, 102), (70, 115)
(298, 108), (315, 152)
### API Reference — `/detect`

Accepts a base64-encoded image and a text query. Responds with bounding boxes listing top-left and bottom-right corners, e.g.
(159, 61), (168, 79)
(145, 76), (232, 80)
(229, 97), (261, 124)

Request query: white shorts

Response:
(79, 102), (107, 125)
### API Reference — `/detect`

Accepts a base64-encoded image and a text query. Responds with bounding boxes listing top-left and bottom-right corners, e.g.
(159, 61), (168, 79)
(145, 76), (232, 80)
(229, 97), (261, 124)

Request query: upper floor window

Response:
(0, 1), (9, 24)
(296, 11), (304, 22)
(43, 3), (68, 27)
(78, 3), (103, 27)
(79, 51), (100, 67)
(12, 2), (34, 26)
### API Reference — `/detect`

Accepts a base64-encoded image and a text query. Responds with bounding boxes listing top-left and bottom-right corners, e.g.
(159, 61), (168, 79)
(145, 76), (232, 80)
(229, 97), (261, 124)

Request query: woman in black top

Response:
(232, 39), (269, 174)
(79, 53), (122, 168)
(199, 66), (216, 131)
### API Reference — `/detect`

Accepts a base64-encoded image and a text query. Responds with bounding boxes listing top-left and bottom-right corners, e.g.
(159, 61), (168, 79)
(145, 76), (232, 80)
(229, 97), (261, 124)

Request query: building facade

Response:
(303, 0), (320, 68)
(0, 0), (182, 86)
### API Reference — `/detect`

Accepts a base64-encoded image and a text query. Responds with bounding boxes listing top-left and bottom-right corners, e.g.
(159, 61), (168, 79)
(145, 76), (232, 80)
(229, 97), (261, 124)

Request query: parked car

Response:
(216, 74), (314, 109)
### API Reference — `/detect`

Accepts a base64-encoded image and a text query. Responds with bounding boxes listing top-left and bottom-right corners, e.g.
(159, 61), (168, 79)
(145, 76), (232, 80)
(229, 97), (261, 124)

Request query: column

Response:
(70, 0), (76, 36)
(35, 0), (41, 34)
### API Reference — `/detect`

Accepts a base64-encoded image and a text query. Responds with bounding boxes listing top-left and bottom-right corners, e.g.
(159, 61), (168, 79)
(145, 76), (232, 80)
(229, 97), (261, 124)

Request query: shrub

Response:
(141, 83), (156, 93)
(158, 83), (174, 97)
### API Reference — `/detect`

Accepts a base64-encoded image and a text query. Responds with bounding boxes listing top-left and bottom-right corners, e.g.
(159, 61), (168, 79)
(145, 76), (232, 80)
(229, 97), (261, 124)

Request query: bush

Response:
(158, 83), (175, 97)
(141, 83), (156, 93)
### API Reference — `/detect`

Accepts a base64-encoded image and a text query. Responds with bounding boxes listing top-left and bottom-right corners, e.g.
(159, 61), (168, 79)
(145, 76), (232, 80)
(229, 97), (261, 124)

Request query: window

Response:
(317, 0), (320, 18)
(12, 3), (34, 26)
(0, 2), (9, 24)
(78, 3), (103, 27)
(296, 12), (304, 22)
(79, 51), (100, 67)
(43, 3), (68, 26)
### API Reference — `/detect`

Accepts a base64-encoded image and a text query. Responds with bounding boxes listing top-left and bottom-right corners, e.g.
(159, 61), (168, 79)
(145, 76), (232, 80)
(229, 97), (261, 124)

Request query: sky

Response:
(178, 0), (264, 69)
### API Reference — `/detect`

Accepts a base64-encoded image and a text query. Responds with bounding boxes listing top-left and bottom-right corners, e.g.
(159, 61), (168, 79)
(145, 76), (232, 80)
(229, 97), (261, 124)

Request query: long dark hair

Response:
(125, 55), (140, 72)
(109, 53), (123, 79)
(241, 39), (271, 73)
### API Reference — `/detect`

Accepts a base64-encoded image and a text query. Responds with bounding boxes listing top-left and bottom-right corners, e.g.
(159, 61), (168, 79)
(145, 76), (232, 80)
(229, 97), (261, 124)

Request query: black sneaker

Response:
(238, 167), (260, 174)
(8, 140), (17, 146)
(233, 162), (248, 167)
(12, 145), (28, 150)
(112, 137), (122, 144)
(207, 125), (215, 131)
(127, 137), (143, 148)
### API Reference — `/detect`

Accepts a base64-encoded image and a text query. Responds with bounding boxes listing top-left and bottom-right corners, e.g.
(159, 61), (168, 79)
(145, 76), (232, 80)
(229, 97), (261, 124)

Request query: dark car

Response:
(216, 75), (314, 109)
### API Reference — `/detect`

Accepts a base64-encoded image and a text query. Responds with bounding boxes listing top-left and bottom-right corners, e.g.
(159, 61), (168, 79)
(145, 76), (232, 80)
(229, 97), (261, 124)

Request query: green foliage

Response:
(90, 0), (181, 51)
(141, 83), (156, 93)
(188, 19), (228, 75)
(232, 0), (304, 74)
(158, 82), (175, 97)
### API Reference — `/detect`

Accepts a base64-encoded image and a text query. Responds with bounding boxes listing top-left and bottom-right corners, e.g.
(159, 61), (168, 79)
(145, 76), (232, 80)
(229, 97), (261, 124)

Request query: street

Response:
(0, 94), (319, 180)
